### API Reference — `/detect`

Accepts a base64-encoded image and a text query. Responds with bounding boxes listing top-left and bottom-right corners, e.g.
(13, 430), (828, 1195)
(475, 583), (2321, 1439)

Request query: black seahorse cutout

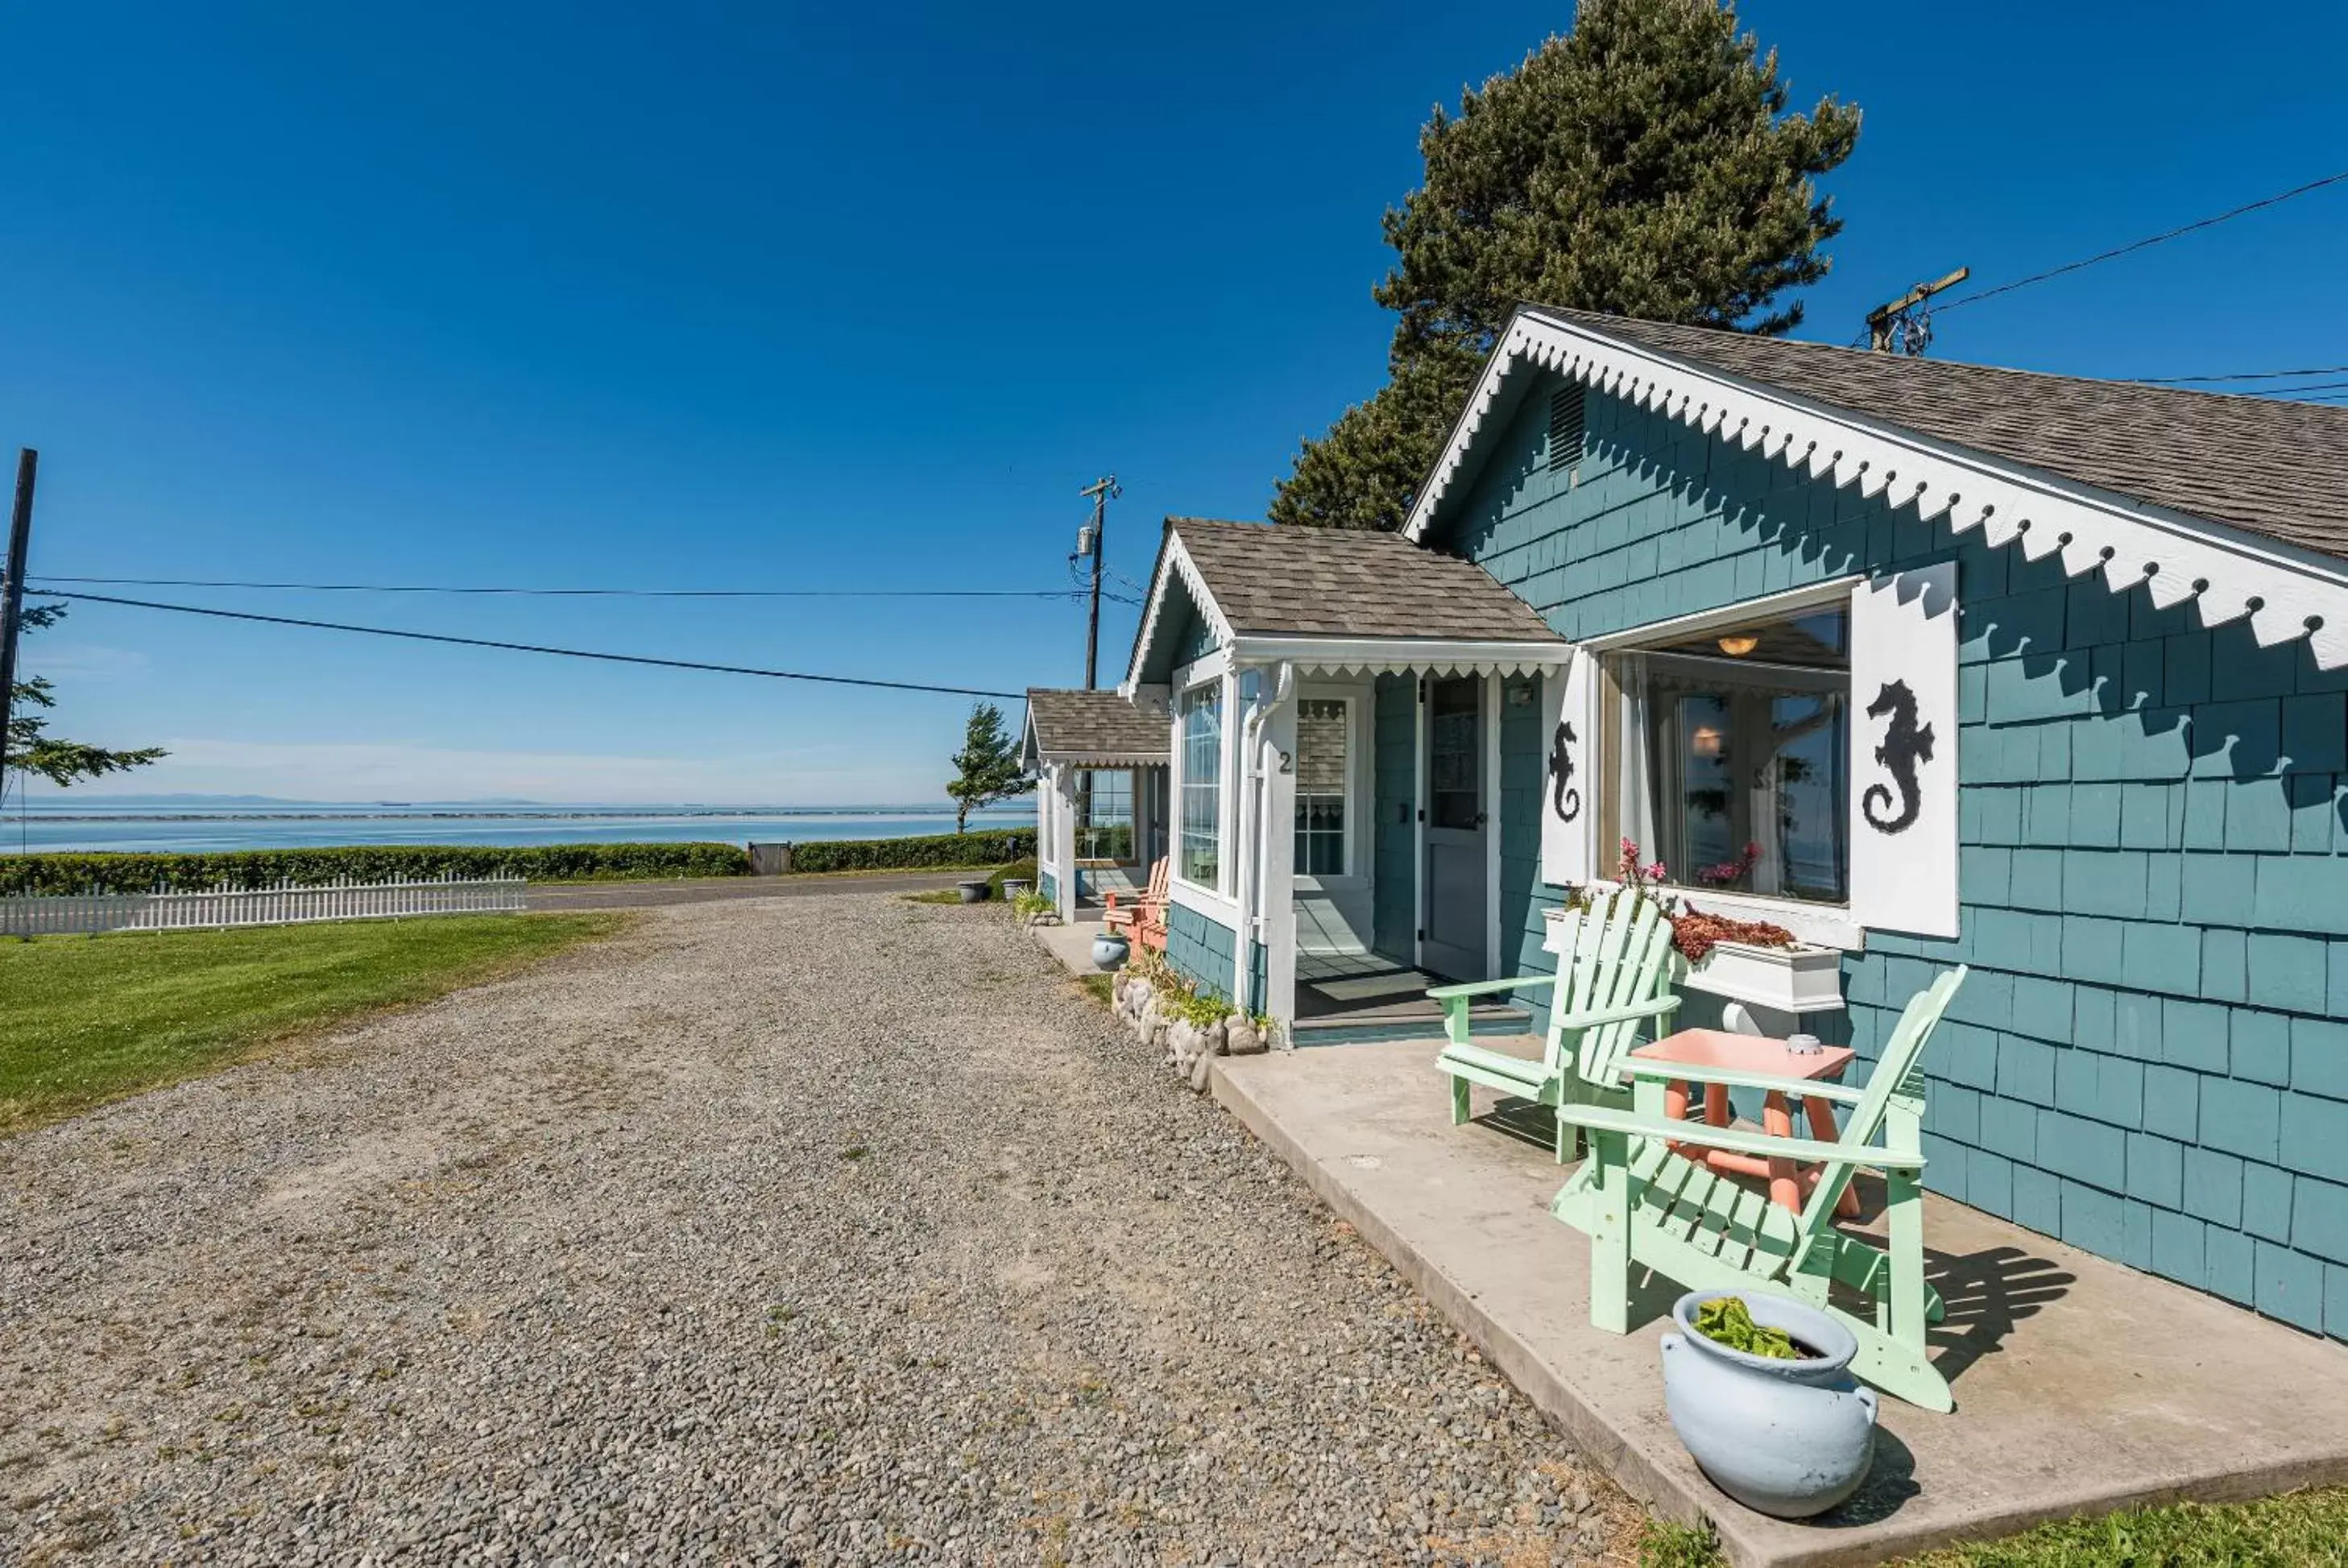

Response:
(1549, 720), (1581, 823)
(1862, 679), (1934, 834)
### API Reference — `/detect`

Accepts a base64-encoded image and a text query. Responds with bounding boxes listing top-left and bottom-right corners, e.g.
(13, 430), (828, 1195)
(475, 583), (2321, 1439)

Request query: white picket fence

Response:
(0, 875), (529, 937)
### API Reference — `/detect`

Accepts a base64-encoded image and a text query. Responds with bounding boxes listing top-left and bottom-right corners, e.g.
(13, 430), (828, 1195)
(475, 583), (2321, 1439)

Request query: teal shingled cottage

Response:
(1113, 306), (2348, 1342)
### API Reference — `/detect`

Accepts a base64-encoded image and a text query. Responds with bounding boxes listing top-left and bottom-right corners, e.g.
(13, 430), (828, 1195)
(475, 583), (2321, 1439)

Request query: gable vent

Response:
(1548, 386), (1585, 472)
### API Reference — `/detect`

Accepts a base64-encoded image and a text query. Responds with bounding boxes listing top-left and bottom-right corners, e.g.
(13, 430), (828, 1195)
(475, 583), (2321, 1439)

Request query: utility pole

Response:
(0, 449), (38, 789)
(1864, 267), (1970, 355)
(1077, 474), (1120, 689)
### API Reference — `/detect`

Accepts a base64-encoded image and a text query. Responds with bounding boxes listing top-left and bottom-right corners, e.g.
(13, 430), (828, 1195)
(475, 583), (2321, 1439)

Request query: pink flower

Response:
(1644, 863), (1667, 881)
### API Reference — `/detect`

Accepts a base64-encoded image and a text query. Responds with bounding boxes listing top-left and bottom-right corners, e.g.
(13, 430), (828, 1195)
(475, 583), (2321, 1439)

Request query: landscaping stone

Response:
(0, 894), (1615, 1564)
(1225, 1015), (1263, 1057)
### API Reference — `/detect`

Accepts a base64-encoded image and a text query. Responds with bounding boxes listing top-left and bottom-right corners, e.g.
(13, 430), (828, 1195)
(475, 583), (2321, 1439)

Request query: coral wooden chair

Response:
(1103, 858), (1170, 954)
(1551, 966), (1968, 1411)
(1430, 892), (1682, 1161)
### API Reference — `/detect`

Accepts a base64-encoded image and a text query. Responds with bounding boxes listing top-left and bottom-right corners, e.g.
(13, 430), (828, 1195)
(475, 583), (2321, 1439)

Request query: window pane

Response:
(1611, 606), (1849, 904)
(1429, 677), (1480, 830)
(1293, 698), (1348, 876)
(1075, 769), (1134, 862)
(1180, 685), (1221, 886)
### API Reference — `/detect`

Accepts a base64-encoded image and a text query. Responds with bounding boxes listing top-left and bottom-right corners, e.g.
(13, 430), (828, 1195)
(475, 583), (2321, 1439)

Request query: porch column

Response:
(1259, 667), (1298, 1031)
(1051, 764), (1079, 921)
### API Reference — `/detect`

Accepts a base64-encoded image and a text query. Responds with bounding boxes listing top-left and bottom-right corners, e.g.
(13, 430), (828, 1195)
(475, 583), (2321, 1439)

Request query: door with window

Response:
(1422, 676), (1486, 979)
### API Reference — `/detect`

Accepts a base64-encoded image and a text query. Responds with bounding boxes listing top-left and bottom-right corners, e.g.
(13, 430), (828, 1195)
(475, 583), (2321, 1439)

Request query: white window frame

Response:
(1580, 578), (1867, 950)
(1071, 767), (1138, 867)
(1174, 677), (1227, 896)
(1290, 693), (1358, 879)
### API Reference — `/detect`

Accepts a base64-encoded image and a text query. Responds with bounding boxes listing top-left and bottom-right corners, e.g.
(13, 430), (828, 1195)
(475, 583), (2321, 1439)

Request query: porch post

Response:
(1261, 664), (1298, 1032)
(1035, 764), (1053, 908)
(1051, 765), (1079, 921)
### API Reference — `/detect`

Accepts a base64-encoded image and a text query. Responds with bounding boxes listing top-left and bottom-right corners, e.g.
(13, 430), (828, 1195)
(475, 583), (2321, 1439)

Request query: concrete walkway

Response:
(1030, 914), (1117, 976)
(1214, 1039), (2348, 1568)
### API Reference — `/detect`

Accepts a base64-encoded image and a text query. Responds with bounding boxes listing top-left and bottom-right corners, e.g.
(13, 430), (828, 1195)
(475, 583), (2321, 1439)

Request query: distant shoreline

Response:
(18, 807), (1000, 825)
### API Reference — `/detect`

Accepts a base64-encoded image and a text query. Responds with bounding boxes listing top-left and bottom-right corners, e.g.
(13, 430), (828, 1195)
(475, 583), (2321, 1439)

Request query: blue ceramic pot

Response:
(1091, 933), (1131, 970)
(1660, 1289), (1878, 1519)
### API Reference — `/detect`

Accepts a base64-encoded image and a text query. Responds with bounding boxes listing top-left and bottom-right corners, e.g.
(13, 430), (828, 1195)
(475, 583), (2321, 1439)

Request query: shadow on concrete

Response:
(1924, 1244), (2077, 1384)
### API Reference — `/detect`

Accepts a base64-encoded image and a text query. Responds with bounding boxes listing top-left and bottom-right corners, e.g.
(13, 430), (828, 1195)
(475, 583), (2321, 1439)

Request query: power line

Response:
(42, 590), (1025, 700)
(2242, 379), (2348, 399)
(2134, 364), (2348, 385)
(27, 573), (1085, 601)
(1936, 168), (2348, 315)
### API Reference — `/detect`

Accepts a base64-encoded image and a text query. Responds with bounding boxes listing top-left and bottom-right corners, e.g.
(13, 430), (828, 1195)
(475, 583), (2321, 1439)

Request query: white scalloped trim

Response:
(1122, 528), (1235, 694)
(1402, 312), (2348, 668)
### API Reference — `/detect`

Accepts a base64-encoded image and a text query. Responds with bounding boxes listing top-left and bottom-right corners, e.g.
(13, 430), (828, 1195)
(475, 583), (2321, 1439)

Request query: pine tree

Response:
(1272, 0), (1861, 532)
(945, 702), (1033, 833)
(3, 604), (166, 793)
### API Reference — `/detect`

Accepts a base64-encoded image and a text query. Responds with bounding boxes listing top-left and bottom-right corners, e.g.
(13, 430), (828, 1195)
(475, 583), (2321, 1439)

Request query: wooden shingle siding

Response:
(1164, 900), (1236, 1003)
(1434, 374), (2348, 1343)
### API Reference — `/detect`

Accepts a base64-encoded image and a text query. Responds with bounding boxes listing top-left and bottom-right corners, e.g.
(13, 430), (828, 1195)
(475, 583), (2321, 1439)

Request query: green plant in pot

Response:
(1661, 1290), (1879, 1520)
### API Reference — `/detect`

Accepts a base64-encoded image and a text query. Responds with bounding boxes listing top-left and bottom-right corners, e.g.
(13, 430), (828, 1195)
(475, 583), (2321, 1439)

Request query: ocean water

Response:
(0, 802), (1033, 856)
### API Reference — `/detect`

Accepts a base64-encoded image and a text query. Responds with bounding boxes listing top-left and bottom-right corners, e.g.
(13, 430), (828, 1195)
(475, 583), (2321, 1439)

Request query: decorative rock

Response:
(1199, 1019), (1227, 1057)
(1166, 1020), (1199, 1073)
(1187, 1050), (1213, 1093)
(1224, 1016), (1263, 1057)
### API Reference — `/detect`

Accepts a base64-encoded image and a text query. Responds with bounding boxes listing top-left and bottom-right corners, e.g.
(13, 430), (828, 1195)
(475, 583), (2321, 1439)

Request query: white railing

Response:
(0, 875), (529, 937)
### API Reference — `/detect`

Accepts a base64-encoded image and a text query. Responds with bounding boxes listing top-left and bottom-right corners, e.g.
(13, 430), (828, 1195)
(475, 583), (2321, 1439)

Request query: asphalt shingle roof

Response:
(1170, 518), (1564, 642)
(1024, 688), (1167, 763)
(1529, 307), (2348, 561)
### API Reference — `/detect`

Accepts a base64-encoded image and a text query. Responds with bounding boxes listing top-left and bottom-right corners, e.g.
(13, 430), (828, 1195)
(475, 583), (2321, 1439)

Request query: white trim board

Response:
(1124, 528), (1235, 696)
(1403, 308), (2348, 668)
(1228, 635), (1571, 678)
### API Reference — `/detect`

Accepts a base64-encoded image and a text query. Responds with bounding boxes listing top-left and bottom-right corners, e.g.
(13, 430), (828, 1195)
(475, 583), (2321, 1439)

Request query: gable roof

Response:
(1173, 517), (1562, 641)
(1122, 517), (1568, 689)
(1021, 687), (1167, 768)
(1530, 308), (2348, 556)
(1403, 306), (2348, 669)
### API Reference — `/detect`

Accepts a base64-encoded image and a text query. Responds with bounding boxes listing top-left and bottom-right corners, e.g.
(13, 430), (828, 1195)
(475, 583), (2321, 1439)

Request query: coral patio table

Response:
(1629, 1028), (1861, 1217)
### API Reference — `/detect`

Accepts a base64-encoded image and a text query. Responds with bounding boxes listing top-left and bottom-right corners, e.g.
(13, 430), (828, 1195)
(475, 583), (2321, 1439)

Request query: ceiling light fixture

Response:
(1716, 633), (1760, 657)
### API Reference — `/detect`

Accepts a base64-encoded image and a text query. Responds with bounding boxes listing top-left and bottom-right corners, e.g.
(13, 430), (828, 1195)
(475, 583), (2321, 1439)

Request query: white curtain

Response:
(1615, 653), (1659, 873)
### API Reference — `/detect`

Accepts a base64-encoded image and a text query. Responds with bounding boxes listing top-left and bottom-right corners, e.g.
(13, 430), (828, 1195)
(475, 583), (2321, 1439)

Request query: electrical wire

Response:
(41, 590), (1026, 700)
(27, 573), (1086, 600)
(1936, 168), (2348, 315)
(2238, 379), (2348, 398)
(2133, 364), (2348, 385)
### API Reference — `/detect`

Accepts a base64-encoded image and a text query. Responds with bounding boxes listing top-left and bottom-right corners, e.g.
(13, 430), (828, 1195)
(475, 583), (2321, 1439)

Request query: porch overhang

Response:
(1228, 635), (1573, 679)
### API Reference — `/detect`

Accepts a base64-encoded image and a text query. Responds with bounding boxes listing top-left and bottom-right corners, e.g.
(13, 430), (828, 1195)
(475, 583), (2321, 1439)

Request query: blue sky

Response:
(6, 1), (2344, 804)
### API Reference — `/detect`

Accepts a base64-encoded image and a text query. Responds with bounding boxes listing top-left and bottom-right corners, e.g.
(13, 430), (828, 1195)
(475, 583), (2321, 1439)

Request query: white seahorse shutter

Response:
(1541, 652), (1595, 886)
(1849, 562), (1960, 938)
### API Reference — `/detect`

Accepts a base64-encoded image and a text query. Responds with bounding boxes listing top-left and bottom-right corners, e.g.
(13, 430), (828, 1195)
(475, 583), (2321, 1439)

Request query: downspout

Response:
(1236, 663), (1295, 1012)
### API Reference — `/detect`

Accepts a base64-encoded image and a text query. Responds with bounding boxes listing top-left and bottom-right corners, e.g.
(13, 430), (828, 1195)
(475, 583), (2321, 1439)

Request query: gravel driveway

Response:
(0, 894), (1624, 1566)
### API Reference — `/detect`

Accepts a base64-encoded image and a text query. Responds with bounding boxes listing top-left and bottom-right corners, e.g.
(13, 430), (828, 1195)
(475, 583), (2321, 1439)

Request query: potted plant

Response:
(1660, 1290), (1879, 1519)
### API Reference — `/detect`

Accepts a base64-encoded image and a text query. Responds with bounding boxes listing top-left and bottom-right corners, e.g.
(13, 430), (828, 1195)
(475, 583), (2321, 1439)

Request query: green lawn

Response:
(0, 912), (623, 1133)
(1642, 1487), (2348, 1566)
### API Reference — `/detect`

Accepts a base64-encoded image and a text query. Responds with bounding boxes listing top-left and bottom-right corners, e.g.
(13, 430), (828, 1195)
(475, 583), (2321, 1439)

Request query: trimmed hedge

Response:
(0, 841), (752, 896)
(785, 828), (1035, 875)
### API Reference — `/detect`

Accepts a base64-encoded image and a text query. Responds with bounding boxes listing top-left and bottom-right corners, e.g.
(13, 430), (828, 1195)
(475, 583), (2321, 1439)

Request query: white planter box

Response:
(1682, 939), (1845, 1016)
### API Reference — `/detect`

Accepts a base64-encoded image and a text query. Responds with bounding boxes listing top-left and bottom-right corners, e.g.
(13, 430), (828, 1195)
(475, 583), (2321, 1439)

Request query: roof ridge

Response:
(1522, 304), (2348, 415)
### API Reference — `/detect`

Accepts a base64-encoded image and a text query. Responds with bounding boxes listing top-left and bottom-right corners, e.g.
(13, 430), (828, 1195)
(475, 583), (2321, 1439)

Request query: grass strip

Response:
(0, 912), (623, 1134)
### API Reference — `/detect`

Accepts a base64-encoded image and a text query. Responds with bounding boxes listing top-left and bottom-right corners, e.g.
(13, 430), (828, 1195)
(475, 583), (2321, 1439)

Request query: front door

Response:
(1422, 676), (1486, 979)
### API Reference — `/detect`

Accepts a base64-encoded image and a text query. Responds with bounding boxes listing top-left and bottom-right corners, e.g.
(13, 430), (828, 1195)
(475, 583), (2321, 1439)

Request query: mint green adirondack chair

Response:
(1430, 893), (1682, 1161)
(1551, 965), (1967, 1412)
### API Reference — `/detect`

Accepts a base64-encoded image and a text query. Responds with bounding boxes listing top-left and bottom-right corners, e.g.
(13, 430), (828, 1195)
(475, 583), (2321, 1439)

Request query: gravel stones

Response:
(0, 894), (1622, 1565)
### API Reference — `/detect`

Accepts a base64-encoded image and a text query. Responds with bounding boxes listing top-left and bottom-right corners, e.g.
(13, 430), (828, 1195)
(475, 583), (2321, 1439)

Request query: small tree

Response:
(3, 603), (166, 796)
(945, 701), (1033, 834)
